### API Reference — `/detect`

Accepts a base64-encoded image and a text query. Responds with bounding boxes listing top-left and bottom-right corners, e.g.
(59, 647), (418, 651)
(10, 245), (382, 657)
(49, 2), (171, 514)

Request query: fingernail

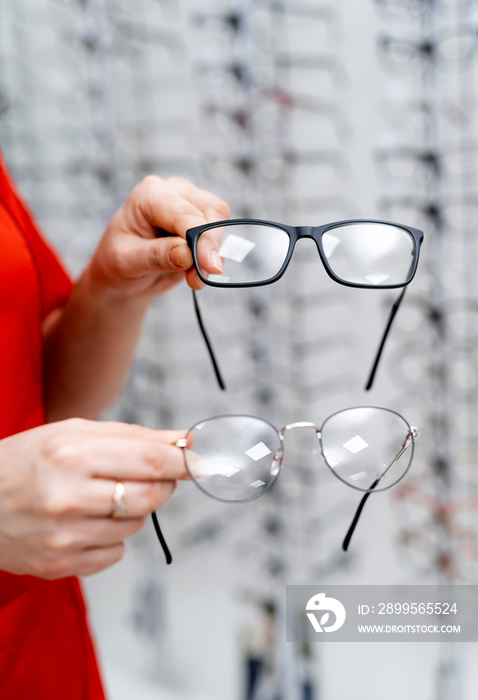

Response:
(170, 244), (187, 268)
(199, 268), (209, 280)
(210, 251), (223, 273)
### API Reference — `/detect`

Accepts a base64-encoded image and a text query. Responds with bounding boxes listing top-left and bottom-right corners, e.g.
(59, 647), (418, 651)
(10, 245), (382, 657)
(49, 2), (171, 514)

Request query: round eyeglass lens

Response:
(322, 222), (416, 286)
(320, 407), (414, 492)
(183, 415), (282, 502)
(198, 224), (290, 285)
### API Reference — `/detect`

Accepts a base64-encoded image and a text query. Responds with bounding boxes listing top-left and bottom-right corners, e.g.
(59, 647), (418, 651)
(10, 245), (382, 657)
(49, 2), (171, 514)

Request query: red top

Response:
(0, 156), (107, 699)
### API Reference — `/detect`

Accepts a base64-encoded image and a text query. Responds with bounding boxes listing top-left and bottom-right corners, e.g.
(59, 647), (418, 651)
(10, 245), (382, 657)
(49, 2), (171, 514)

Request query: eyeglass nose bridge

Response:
(279, 421), (322, 440)
(279, 421), (320, 434)
(294, 225), (318, 239)
(292, 226), (331, 252)
(279, 422), (323, 461)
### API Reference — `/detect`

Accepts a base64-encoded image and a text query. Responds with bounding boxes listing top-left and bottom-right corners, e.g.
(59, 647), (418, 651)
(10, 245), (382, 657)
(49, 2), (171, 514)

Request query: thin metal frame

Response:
(152, 406), (420, 564)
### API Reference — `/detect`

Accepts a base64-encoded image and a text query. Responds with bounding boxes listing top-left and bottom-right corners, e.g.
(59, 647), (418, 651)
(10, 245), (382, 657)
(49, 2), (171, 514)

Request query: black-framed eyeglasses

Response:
(168, 218), (423, 392)
(152, 406), (420, 564)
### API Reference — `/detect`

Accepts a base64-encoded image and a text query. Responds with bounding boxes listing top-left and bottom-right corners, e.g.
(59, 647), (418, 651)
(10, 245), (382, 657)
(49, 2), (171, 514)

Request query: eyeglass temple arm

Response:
(342, 482), (377, 552)
(342, 426), (419, 551)
(365, 287), (407, 391)
(192, 290), (226, 390)
(151, 512), (173, 565)
(154, 229), (225, 390)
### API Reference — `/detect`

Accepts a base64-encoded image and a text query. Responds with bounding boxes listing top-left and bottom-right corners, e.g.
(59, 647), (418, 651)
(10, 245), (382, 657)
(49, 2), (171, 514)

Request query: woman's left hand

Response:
(88, 175), (230, 296)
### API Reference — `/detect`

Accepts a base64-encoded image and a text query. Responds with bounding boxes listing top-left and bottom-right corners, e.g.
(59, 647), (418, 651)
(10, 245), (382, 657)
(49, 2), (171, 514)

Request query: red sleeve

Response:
(0, 153), (73, 319)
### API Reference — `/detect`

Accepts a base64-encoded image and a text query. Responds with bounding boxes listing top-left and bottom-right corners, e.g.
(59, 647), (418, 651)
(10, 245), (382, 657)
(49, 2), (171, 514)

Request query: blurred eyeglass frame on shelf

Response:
(378, 25), (478, 75)
(374, 0), (473, 16)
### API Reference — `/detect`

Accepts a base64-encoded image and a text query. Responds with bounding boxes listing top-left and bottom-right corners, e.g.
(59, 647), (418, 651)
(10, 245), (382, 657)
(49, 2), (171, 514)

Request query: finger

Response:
(57, 418), (191, 446)
(194, 226), (226, 276)
(164, 176), (230, 224)
(43, 432), (191, 482)
(39, 474), (184, 520)
(43, 543), (127, 579)
(75, 544), (126, 577)
(185, 266), (207, 290)
(83, 478), (178, 517)
(86, 438), (190, 481)
(165, 178), (229, 277)
(114, 234), (194, 277)
(111, 225), (210, 290)
(133, 177), (229, 277)
(40, 516), (146, 552)
(136, 177), (214, 239)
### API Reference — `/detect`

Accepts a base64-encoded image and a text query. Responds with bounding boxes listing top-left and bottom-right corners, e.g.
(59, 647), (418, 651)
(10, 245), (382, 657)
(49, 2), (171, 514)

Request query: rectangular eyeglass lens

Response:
(322, 222), (415, 286)
(200, 224), (290, 284)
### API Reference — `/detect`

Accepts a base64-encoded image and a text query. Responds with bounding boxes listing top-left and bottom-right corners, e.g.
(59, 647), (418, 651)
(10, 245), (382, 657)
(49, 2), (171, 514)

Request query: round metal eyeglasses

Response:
(151, 406), (420, 564)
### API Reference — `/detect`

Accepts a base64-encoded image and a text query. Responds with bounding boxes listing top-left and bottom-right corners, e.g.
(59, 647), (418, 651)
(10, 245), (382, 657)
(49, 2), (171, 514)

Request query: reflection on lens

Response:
(199, 223), (290, 285)
(322, 222), (416, 286)
(320, 407), (414, 491)
(183, 415), (282, 502)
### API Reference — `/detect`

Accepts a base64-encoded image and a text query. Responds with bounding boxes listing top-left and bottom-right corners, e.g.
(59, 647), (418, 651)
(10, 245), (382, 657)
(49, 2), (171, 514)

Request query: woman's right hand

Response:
(0, 419), (190, 579)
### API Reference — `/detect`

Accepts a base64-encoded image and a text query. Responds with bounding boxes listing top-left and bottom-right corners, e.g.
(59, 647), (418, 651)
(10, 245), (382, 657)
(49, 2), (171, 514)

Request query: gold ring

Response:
(111, 482), (126, 519)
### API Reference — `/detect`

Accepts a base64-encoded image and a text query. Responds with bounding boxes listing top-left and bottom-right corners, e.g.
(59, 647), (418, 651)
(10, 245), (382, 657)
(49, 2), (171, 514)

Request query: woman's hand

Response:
(88, 175), (230, 297)
(42, 176), (230, 420)
(0, 419), (191, 579)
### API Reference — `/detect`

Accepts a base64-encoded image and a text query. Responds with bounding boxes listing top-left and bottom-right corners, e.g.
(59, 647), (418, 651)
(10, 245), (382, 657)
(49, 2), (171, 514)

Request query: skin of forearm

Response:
(42, 264), (152, 422)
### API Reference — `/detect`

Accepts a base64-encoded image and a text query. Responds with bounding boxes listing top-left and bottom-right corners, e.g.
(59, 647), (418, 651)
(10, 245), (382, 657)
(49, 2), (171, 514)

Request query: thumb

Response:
(120, 234), (194, 277)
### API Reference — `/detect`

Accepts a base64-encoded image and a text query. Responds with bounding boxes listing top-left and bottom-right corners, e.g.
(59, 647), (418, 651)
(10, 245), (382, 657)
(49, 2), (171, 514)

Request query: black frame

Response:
(166, 218), (424, 391)
(186, 217), (423, 289)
